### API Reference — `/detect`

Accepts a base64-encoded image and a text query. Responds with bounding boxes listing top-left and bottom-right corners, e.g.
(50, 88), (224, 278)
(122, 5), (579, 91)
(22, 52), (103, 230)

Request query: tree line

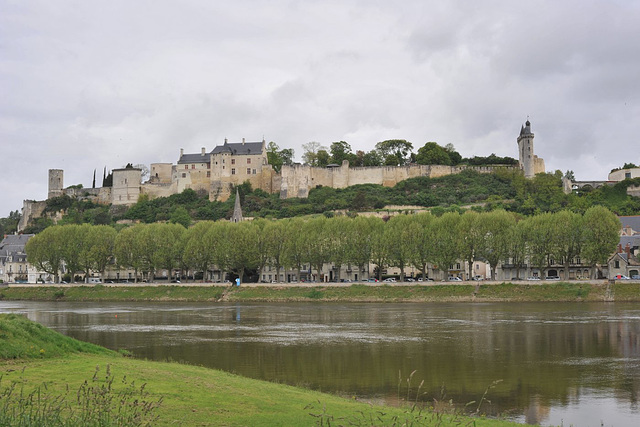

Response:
(296, 139), (518, 168)
(25, 206), (620, 284)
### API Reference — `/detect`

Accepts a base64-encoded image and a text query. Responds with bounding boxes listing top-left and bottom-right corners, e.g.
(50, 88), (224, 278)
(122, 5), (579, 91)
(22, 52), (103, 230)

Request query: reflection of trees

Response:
(26, 302), (640, 420)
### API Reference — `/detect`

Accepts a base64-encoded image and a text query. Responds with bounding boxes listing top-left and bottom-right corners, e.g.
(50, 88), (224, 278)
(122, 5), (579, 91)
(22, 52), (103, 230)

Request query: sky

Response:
(2, 0), (640, 217)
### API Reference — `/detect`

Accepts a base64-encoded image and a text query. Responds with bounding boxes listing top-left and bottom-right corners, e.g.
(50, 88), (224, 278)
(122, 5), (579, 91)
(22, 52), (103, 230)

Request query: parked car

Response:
(615, 275), (630, 280)
(448, 277), (462, 282)
(367, 278), (378, 282)
(405, 278), (415, 282)
(546, 276), (560, 280)
(526, 277), (541, 281)
(472, 276), (484, 281)
(632, 275), (640, 280)
(382, 278), (396, 283)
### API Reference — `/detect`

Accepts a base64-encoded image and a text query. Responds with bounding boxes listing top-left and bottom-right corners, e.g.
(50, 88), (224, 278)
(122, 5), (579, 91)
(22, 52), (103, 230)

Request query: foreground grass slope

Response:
(0, 314), (526, 426)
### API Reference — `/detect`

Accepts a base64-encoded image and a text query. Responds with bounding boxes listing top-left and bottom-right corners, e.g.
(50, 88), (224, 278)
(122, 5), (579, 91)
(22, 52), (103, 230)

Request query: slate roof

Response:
(211, 141), (264, 156)
(519, 120), (533, 136)
(620, 216), (640, 234)
(178, 153), (211, 165)
(0, 234), (33, 261)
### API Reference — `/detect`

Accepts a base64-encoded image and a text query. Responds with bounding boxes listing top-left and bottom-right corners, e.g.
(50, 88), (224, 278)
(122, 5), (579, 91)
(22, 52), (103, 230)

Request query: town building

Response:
(0, 234), (48, 283)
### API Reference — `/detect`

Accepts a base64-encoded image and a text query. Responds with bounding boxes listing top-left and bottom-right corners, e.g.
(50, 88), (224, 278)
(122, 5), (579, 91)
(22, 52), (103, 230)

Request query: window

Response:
(231, 168), (236, 175)
(615, 260), (620, 268)
(181, 173), (186, 178)
(252, 169), (256, 174)
(207, 171), (210, 178)
(231, 159), (235, 165)
(626, 172), (632, 179)
(247, 168), (251, 174)
(247, 158), (251, 164)
(191, 165), (195, 169)
(185, 165), (188, 170)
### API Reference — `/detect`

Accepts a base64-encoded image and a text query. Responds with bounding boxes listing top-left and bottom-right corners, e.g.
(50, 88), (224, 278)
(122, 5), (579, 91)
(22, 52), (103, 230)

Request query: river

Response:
(2, 301), (639, 426)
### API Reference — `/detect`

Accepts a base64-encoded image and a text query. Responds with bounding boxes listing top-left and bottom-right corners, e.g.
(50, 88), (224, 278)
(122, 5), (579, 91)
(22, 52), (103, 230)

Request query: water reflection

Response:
(2, 301), (640, 426)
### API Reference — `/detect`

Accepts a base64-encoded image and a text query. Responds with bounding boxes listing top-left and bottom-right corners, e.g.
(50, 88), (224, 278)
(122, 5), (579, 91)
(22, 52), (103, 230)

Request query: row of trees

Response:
(299, 140), (517, 168)
(26, 206), (620, 284)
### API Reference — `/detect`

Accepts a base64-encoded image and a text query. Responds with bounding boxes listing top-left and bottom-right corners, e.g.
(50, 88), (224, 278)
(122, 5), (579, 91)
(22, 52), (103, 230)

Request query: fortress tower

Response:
(517, 120), (536, 178)
(48, 169), (64, 199)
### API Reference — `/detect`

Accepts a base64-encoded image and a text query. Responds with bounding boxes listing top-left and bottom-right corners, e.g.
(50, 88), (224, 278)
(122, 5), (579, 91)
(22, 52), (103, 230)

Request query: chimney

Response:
(242, 138), (245, 145)
(618, 244), (623, 253)
(224, 138), (228, 144)
(201, 147), (206, 156)
(180, 148), (184, 157)
(625, 243), (631, 257)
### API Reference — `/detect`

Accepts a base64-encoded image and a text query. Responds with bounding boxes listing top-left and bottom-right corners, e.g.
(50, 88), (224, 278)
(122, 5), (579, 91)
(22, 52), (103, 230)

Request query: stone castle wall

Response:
(279, 161), (517, 198)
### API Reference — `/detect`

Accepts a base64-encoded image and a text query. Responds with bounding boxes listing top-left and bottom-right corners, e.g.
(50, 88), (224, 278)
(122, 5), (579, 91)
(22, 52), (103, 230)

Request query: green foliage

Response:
(0, 210), (21, 236)
(0, 313), (115, 359)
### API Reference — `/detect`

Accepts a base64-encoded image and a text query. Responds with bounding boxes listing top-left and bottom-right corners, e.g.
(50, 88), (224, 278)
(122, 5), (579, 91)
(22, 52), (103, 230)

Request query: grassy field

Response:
(1, 281), (638, 302)
(0, 314), (526, 426)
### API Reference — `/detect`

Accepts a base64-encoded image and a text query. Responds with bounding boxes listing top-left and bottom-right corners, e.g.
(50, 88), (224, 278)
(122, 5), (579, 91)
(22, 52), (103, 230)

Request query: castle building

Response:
(19, 122), (545, 231)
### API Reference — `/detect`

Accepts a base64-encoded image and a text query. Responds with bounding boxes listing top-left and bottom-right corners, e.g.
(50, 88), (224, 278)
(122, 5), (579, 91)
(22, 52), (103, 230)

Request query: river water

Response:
(2, 301), (639, 426)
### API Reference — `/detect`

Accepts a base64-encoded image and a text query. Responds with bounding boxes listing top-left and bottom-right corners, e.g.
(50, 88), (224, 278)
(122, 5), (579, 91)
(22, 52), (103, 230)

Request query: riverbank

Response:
(1, 281), (638, 302)
(0, 314), (523, 426)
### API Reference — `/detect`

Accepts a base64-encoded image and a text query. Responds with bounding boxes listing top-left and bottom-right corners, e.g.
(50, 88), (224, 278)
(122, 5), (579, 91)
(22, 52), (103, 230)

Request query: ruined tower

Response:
(48, 169), (64, 199)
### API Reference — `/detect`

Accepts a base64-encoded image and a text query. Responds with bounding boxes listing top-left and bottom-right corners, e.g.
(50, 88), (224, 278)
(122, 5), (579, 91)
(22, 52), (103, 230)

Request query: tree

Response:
(58, 224), (86, 282)
(327, 216), (352, 281)
(478, 210), (515, 280)
(302, 141), (328, 166)
(225, 222), (260, 282)
(316, 149), (330, 167)
(282, 218), (306, 282)
(114, 225), (146, 283)
(85, 225), (117, 281)
(329, 141), (354, 165)
(384, 215), (413, 281)
(266, 141), (295, 173)
(416, 142), (451, 165)
(457, 211), (484, 280)
(407, 213), (436, 280)
(444, 143), (462, 165)
(183, 221), (216, 281)
(263, 220), (289, 282)
(362, 150), (383, 167)
(582, 206), (620, 279)
(431, 212), (461, 280)
(508, 220), (528, 280)
(375, 140), (413, 166)
(521, 213), (554, 279)
(170, 206), (192, 228)
(346, 216), (383, 279)
(550, 210), (583, 280)
(26, 226), (64, 283)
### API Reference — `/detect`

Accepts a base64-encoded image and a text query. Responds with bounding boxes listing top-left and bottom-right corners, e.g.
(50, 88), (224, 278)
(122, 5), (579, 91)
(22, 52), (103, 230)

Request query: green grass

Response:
(0, 285), (226, 302)
(1, 282), (638, 303)
(0, 313), (115, 359)
(0, 314), (527, 426)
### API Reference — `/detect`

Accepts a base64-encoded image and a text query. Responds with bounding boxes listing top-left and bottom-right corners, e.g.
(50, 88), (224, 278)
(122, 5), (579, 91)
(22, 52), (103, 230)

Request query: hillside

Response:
(15, 170), (640, 232)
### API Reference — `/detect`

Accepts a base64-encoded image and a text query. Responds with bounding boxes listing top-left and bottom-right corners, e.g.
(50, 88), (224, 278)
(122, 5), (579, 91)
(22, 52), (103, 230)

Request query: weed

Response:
(0, 364), (162, 426)
(308, 371), (504, 426)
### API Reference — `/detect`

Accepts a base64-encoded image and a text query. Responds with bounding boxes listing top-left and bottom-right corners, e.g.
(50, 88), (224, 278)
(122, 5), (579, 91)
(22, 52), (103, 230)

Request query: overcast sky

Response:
(2, 0), (640, 217)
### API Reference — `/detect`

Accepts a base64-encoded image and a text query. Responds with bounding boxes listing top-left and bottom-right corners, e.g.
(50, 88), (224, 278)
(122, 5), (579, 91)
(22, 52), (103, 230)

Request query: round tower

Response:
(517, 120), (535, 178)
(48, 169), (64, 199)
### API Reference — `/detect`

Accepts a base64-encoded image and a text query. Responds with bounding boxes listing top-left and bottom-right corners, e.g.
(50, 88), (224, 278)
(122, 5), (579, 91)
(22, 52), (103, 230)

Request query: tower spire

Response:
(231, 189), (243, 223)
